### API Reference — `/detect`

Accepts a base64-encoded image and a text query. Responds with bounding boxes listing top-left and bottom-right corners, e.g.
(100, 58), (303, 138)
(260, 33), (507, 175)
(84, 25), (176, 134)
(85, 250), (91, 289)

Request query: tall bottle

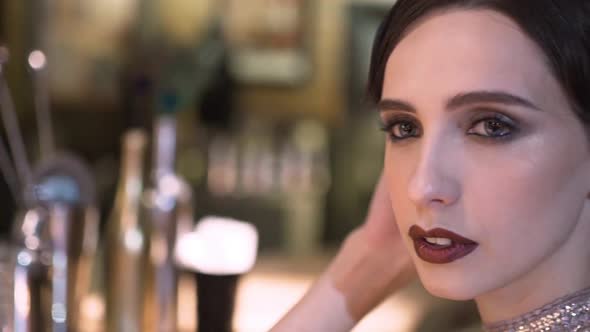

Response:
(104, 129), (148, 332)
(142, 90), (197, 332)
(142, 105), (180, 332)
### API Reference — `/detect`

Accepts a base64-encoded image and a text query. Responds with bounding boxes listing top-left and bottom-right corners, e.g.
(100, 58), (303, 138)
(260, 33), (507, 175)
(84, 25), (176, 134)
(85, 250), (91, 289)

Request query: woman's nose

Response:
(407, 141), (461, 210)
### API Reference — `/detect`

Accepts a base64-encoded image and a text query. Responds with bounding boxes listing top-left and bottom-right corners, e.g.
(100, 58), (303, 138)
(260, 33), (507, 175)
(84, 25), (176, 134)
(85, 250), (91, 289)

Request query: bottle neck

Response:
(153, 114), (177, 180)
(119, 130), (147, 197)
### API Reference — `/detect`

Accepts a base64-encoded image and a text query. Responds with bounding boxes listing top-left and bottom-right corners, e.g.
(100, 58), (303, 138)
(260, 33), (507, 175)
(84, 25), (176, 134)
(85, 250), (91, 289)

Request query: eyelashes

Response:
(379, 111), (520, 143)
(379, 115), (422, 142)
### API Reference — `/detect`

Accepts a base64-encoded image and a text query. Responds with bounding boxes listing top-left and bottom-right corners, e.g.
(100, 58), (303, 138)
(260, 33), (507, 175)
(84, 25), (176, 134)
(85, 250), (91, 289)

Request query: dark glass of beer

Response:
(195, 272), (239, 332)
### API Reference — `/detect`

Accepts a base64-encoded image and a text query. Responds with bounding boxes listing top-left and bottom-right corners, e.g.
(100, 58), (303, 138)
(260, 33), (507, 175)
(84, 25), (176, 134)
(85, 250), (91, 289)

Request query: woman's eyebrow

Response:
(377, 99), (416, 112)
(446, 90), (542, 111)
(378, 90), (542, 113)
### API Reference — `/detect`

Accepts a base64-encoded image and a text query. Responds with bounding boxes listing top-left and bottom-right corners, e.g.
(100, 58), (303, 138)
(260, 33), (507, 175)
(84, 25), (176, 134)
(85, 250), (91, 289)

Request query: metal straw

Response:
(0, 49), (21, 202)
(0, 133), (21, 204)
(0, 46), (33, 190)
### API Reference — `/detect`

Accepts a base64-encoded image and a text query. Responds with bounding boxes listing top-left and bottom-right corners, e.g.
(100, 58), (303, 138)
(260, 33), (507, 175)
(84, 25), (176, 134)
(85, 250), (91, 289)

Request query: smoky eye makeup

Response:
(379, 113), (422, 142)
(464, 107), (524, 142)
(378, 107), (526, 143)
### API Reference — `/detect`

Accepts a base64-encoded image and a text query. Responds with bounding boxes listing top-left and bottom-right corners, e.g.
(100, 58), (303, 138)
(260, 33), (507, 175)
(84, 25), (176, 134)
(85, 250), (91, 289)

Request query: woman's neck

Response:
(476, 209), (590, 324)
(476, 280), (590, 325)
(475, 243), (590, 323)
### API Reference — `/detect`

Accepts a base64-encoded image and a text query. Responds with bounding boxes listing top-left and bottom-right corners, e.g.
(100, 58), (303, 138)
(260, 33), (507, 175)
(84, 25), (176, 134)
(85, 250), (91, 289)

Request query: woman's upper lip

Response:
(409, 225), (478, 245)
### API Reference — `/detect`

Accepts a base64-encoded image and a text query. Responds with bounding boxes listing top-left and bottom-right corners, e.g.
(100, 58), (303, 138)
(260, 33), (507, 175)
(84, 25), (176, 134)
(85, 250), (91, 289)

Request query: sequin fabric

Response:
(483, 287), (590, 332)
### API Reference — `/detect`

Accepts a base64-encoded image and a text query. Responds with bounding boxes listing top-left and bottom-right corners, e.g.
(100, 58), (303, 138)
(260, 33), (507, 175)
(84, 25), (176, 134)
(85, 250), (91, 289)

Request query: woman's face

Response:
(381, 9), (590, 306)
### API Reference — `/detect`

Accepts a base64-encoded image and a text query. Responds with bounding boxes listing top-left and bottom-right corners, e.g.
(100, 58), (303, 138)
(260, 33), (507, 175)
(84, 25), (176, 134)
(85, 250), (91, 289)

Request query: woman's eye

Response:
(380, 120), (421, 141)
(467, 117), (515, 138)
(380, 113), (517, 143)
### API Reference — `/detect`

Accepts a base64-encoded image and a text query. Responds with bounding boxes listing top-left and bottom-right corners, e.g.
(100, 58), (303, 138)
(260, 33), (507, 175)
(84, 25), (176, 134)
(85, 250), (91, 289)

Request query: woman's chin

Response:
(417, 269), (484, 301)
(422, 282), (477, 301)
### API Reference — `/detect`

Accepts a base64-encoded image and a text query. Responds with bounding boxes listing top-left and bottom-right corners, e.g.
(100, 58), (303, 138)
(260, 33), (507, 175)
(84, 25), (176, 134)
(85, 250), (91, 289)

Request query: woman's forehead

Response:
(381, 9), (566, 113)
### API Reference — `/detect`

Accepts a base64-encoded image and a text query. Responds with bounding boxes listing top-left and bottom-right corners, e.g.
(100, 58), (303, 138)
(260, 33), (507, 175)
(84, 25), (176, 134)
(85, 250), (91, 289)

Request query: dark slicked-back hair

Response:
(367, 0), (590, 123)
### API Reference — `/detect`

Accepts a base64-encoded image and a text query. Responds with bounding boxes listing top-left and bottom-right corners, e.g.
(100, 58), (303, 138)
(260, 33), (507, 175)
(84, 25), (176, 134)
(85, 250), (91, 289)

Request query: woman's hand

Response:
(358, 170), (416, 292)
(329, 171), (416, 320)
(270, 172), (416, 332)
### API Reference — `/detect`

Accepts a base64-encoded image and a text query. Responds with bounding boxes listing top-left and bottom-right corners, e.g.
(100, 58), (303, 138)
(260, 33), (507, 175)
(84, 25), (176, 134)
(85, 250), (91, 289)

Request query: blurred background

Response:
(0, 0), (480, 331)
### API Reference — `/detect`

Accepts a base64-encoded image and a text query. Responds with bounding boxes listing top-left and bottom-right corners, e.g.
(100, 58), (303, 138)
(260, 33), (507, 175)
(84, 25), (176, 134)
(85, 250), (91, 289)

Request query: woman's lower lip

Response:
(413, 238), (478, 264)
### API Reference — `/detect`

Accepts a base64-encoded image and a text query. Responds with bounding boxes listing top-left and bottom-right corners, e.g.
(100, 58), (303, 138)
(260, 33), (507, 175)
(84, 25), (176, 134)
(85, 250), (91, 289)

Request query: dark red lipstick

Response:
(409, 225), (478, 264)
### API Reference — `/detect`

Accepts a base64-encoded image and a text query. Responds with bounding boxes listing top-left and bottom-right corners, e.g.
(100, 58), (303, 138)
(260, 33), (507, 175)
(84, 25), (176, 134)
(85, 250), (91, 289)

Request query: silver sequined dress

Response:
(483, 287), (590, 332)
